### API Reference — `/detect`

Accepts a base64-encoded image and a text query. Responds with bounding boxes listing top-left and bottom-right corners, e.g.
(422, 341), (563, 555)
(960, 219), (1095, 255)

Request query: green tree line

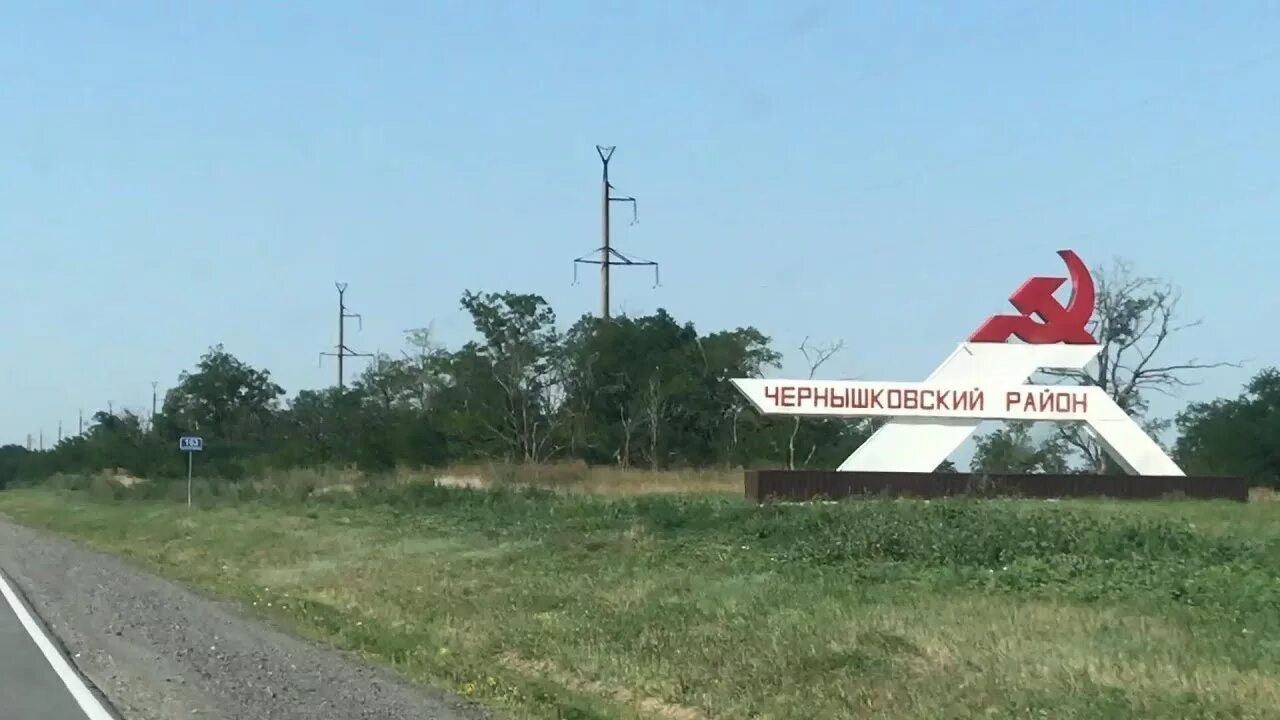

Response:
(2, 278), (1275, 488)
(1, 291), (875, 486)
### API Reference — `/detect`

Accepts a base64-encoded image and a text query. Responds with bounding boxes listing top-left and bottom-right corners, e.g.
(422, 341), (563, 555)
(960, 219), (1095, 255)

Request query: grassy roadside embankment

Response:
(1, 466), (1278, 719)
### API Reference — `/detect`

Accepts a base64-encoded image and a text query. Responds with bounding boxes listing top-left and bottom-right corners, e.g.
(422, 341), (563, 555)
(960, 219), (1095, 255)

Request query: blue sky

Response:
(3, 1), (1277, 460)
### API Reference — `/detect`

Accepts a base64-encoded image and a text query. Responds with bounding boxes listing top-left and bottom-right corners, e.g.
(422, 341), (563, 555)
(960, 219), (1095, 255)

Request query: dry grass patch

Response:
(426, 461), (741, 496)
(1251, 487), (1279, 503)
(232, 461), (742, 499)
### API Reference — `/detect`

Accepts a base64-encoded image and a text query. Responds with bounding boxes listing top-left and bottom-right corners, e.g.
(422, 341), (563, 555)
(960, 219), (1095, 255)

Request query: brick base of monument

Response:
(744, 470), (1249, 503)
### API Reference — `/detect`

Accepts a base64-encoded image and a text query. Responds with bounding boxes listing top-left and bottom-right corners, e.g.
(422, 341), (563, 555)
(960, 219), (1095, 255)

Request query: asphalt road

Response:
(0, 518), (492, 719)
(0, 571), (113, 720)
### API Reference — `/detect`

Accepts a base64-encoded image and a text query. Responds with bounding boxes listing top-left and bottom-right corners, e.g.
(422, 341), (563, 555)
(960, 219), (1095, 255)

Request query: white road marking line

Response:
(0, 570), (116, 720)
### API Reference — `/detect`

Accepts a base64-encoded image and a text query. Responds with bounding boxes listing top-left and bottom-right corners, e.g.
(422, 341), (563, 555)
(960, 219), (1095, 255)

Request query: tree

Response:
(450, 291), (563, 462)
(1174, 368), (1280, 488)
(555, 310), (791, 469)
(273, 388), (353, 467)
(157, 346), (286, 476)
(788, 337), (844, 470)
(1041, 259), (1235, 472)
(344, 337), (450, 469)
(160, 346), (285, 439)
(400, 327), (451, 412)
(353, 328), (450, 413)
(0, 445), (29, 489)
(640, 370), (667, 469)
(971, 422), (1069, 474)
(698, 328), (782, 467)
(558, 326), (601, 459)
(560, 310), (698, 467)
(84, 409), (154, 474)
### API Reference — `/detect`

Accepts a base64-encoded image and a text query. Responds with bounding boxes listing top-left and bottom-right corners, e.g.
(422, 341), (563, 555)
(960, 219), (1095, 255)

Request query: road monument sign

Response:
(179, 436), (203, 507)
(732, 250), (1185, 477)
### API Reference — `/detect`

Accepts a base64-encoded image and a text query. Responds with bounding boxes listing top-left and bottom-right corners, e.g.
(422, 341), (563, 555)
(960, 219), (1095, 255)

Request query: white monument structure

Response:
(731, 250), (1184, 476)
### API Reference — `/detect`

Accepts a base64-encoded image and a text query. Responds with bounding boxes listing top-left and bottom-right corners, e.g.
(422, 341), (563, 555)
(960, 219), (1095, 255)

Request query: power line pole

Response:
(151, 381), (158, 418)
(38, 429), (43, 452)
(573, 145), (660, 321)
(78, 408), (84, 435)
(599, 145), (623, 320)
(319, 282), (373, 390)
(57, 421), (62, 445)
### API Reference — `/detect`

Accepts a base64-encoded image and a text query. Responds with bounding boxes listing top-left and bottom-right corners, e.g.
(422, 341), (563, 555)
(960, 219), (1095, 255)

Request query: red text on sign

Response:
(1004, 389), (1088, 414)
(762, 386), (987, 412)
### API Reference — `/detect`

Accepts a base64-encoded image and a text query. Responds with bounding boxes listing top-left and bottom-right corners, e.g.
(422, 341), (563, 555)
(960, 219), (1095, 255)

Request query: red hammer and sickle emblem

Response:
(969, 250), (1097, 345)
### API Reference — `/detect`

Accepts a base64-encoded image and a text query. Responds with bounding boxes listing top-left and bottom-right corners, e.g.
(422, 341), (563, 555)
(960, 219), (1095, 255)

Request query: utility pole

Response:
(319, 282), (373, 390)
(26, 434), (31, 451)
(573, 145), (660, 321)
(151, 381), (158, 419)
(39, 429), (43, 452)
(599, 145), (621, 320)
(78, 408), (84, 435)
(57, 421), (62, 444)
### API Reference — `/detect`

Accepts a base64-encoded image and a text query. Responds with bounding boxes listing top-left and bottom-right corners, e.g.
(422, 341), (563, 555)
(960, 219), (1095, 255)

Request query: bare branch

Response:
(799, 337), (845, 381)
(790, 337), (845, 469)
(1045, 257), (1239, 472)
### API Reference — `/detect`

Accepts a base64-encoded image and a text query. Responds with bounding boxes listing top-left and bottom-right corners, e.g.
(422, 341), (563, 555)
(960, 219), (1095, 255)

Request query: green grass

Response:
(2, 479), (1279, 719)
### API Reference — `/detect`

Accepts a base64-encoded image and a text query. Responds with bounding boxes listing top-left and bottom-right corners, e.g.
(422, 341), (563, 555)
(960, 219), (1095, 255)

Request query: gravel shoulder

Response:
(0, 517), (494, 720)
